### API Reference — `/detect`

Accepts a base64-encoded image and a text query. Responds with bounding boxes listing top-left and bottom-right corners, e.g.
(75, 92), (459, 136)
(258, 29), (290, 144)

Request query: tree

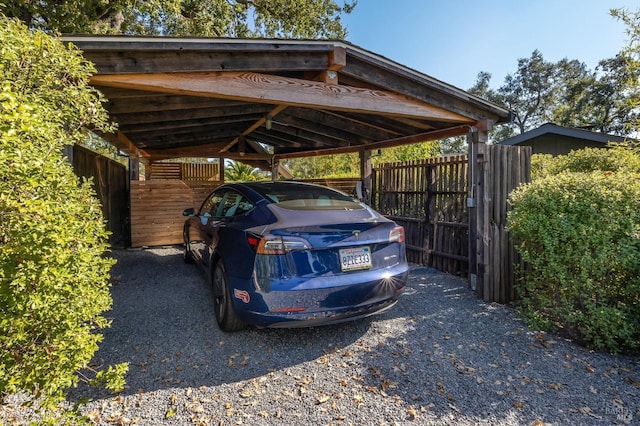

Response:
(0, 0), (357, 38)
(550, 58), (596, 129)
(0, 17), (126, 420)
(471, 48), (639, 141)
(612, 7), (640, 135)
(498, 50), (557, 134)
(225, 161), (266, 181)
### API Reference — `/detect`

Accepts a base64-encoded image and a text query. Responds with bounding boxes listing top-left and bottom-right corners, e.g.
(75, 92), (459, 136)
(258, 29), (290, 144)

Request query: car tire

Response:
(212, 261), (246, 332)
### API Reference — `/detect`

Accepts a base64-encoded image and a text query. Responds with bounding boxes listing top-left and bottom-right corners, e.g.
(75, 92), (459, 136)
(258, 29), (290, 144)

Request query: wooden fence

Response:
(146, 162), (220, 181)
(471, 144), (531, 303)
(130, 180), (220, 247)
(372, 156), (468, 275)
(129, 173), (359, 247)
(373, 145), (531, 304)
(70, 145), (129, 247)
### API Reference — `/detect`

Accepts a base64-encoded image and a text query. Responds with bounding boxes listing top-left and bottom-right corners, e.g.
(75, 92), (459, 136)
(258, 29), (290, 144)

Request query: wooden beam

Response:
(219, 104), (288, 153)
(111, 104), (273, 125)
(148, 148), (271, 162)
(90, 72), (473, 122)
(95, 130), (151, 163)
(274, 125), (473, 159)
(78, 49), (333, 74)
(304, 46), (346, 84)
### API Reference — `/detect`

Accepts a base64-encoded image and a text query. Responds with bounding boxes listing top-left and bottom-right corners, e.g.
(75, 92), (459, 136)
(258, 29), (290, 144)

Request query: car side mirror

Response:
(182, 207), (195, 217)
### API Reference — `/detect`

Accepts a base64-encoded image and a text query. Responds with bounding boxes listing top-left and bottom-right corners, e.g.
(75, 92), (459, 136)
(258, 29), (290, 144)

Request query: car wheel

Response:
(212, 261), (246, 332)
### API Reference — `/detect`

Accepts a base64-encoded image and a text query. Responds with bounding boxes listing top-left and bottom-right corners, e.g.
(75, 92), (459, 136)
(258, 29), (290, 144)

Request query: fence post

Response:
(359, 148), (373, 206)
(468, 121), (491, 298)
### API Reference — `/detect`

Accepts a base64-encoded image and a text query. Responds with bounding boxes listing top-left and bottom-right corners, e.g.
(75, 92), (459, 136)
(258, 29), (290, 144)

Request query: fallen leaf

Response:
(316, 394), (330, 404)
(624, 376), (640, 388)
(579, 406), (602, 419)
(407, 406), (418, 420)
(165, 408), (176, 419)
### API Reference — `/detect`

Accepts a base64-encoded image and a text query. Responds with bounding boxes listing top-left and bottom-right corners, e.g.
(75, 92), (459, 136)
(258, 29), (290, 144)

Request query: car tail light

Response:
(389, 226), (405, 243)
(255, 235), (311, 254)
(246, 235), (261, 251)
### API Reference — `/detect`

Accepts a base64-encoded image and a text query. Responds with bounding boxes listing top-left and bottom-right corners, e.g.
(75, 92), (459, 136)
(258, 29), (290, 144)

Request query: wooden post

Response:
(129, 157), (139, 181)
(468, 120), (491, 299)
(271, 157), (280, 181)
(218, 156), (225, 183)
(359, 148), (373, 206)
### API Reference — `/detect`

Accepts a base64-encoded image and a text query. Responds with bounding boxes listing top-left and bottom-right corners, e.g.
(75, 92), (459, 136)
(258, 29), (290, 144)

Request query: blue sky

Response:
(341, 1), (638, 90)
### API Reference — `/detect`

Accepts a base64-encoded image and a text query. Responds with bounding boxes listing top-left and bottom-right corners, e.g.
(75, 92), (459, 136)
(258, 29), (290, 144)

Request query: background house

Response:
(497, 123), (628, 156)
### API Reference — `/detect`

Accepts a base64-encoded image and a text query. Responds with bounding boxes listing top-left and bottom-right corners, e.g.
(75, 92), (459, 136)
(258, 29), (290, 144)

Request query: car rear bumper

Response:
(235, 265), (409, 328)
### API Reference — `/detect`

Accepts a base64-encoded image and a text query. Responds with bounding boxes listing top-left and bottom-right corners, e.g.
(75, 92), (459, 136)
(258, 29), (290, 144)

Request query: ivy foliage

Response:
(508, 147), (640, 353)
(0, 16), (126, 415)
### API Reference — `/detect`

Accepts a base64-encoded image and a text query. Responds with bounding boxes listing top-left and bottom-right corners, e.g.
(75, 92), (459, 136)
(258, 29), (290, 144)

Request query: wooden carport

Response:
(63, 36), (510, 191)
(63, 36), (520, 301)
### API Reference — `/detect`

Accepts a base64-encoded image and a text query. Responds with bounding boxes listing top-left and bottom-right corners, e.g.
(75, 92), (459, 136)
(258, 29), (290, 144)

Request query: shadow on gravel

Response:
(69, 247), (372, 399)
(68, 247), (640, 425)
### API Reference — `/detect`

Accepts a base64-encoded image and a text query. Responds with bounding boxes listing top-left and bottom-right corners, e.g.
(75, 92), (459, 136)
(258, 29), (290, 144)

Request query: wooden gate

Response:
(372, 156), (468, 275)
(470, 144), (531, 303)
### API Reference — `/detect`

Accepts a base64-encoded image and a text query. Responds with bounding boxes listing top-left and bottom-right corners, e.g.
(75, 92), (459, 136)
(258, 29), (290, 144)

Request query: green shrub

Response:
(0, 16), (126, 418)
(508, 171), (640, 352)
(533, 145), (640, 179)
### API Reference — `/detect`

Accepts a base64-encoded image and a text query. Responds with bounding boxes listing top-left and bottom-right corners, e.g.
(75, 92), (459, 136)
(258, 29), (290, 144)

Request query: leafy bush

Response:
(0, 16), (126, 417)
(508, 150), (640, 352)
(532, 146), (640, 179)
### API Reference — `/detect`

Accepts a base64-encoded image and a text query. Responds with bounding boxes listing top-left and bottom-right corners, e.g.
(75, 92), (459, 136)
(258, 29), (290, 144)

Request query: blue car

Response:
(183, 181), (408, 331)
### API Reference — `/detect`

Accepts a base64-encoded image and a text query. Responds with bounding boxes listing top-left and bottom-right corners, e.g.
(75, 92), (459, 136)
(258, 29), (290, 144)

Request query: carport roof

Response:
(63, 36), (512, 168)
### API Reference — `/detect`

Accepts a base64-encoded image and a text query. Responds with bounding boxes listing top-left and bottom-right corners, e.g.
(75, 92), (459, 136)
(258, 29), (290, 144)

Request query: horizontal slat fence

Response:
(130, 180), (220, 247)
(146, 162), (220, 181)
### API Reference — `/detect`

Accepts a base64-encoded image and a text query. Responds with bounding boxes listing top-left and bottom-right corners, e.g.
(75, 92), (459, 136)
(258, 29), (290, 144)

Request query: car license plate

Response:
(339, 247), (372, 271)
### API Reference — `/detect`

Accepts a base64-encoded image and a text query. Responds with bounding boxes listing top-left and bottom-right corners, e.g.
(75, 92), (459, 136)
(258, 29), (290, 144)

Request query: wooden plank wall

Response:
(474, 145), (531, 304)
(130, 180), (219, 247)
(146, 162), (220, 181)
(71, 145), (129, 247)
(129, 176), (356, 248)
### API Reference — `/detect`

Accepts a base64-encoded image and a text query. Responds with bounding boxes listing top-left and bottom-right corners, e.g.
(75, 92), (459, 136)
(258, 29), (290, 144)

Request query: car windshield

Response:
(245, 182), (363, 211)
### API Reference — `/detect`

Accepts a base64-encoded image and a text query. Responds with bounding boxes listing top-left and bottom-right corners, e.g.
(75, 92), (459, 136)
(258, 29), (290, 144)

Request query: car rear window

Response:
(247, 182), (364, 210)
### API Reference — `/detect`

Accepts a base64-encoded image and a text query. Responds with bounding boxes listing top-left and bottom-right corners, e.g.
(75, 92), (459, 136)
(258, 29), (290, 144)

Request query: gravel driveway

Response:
(6, 246), (639, 425)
